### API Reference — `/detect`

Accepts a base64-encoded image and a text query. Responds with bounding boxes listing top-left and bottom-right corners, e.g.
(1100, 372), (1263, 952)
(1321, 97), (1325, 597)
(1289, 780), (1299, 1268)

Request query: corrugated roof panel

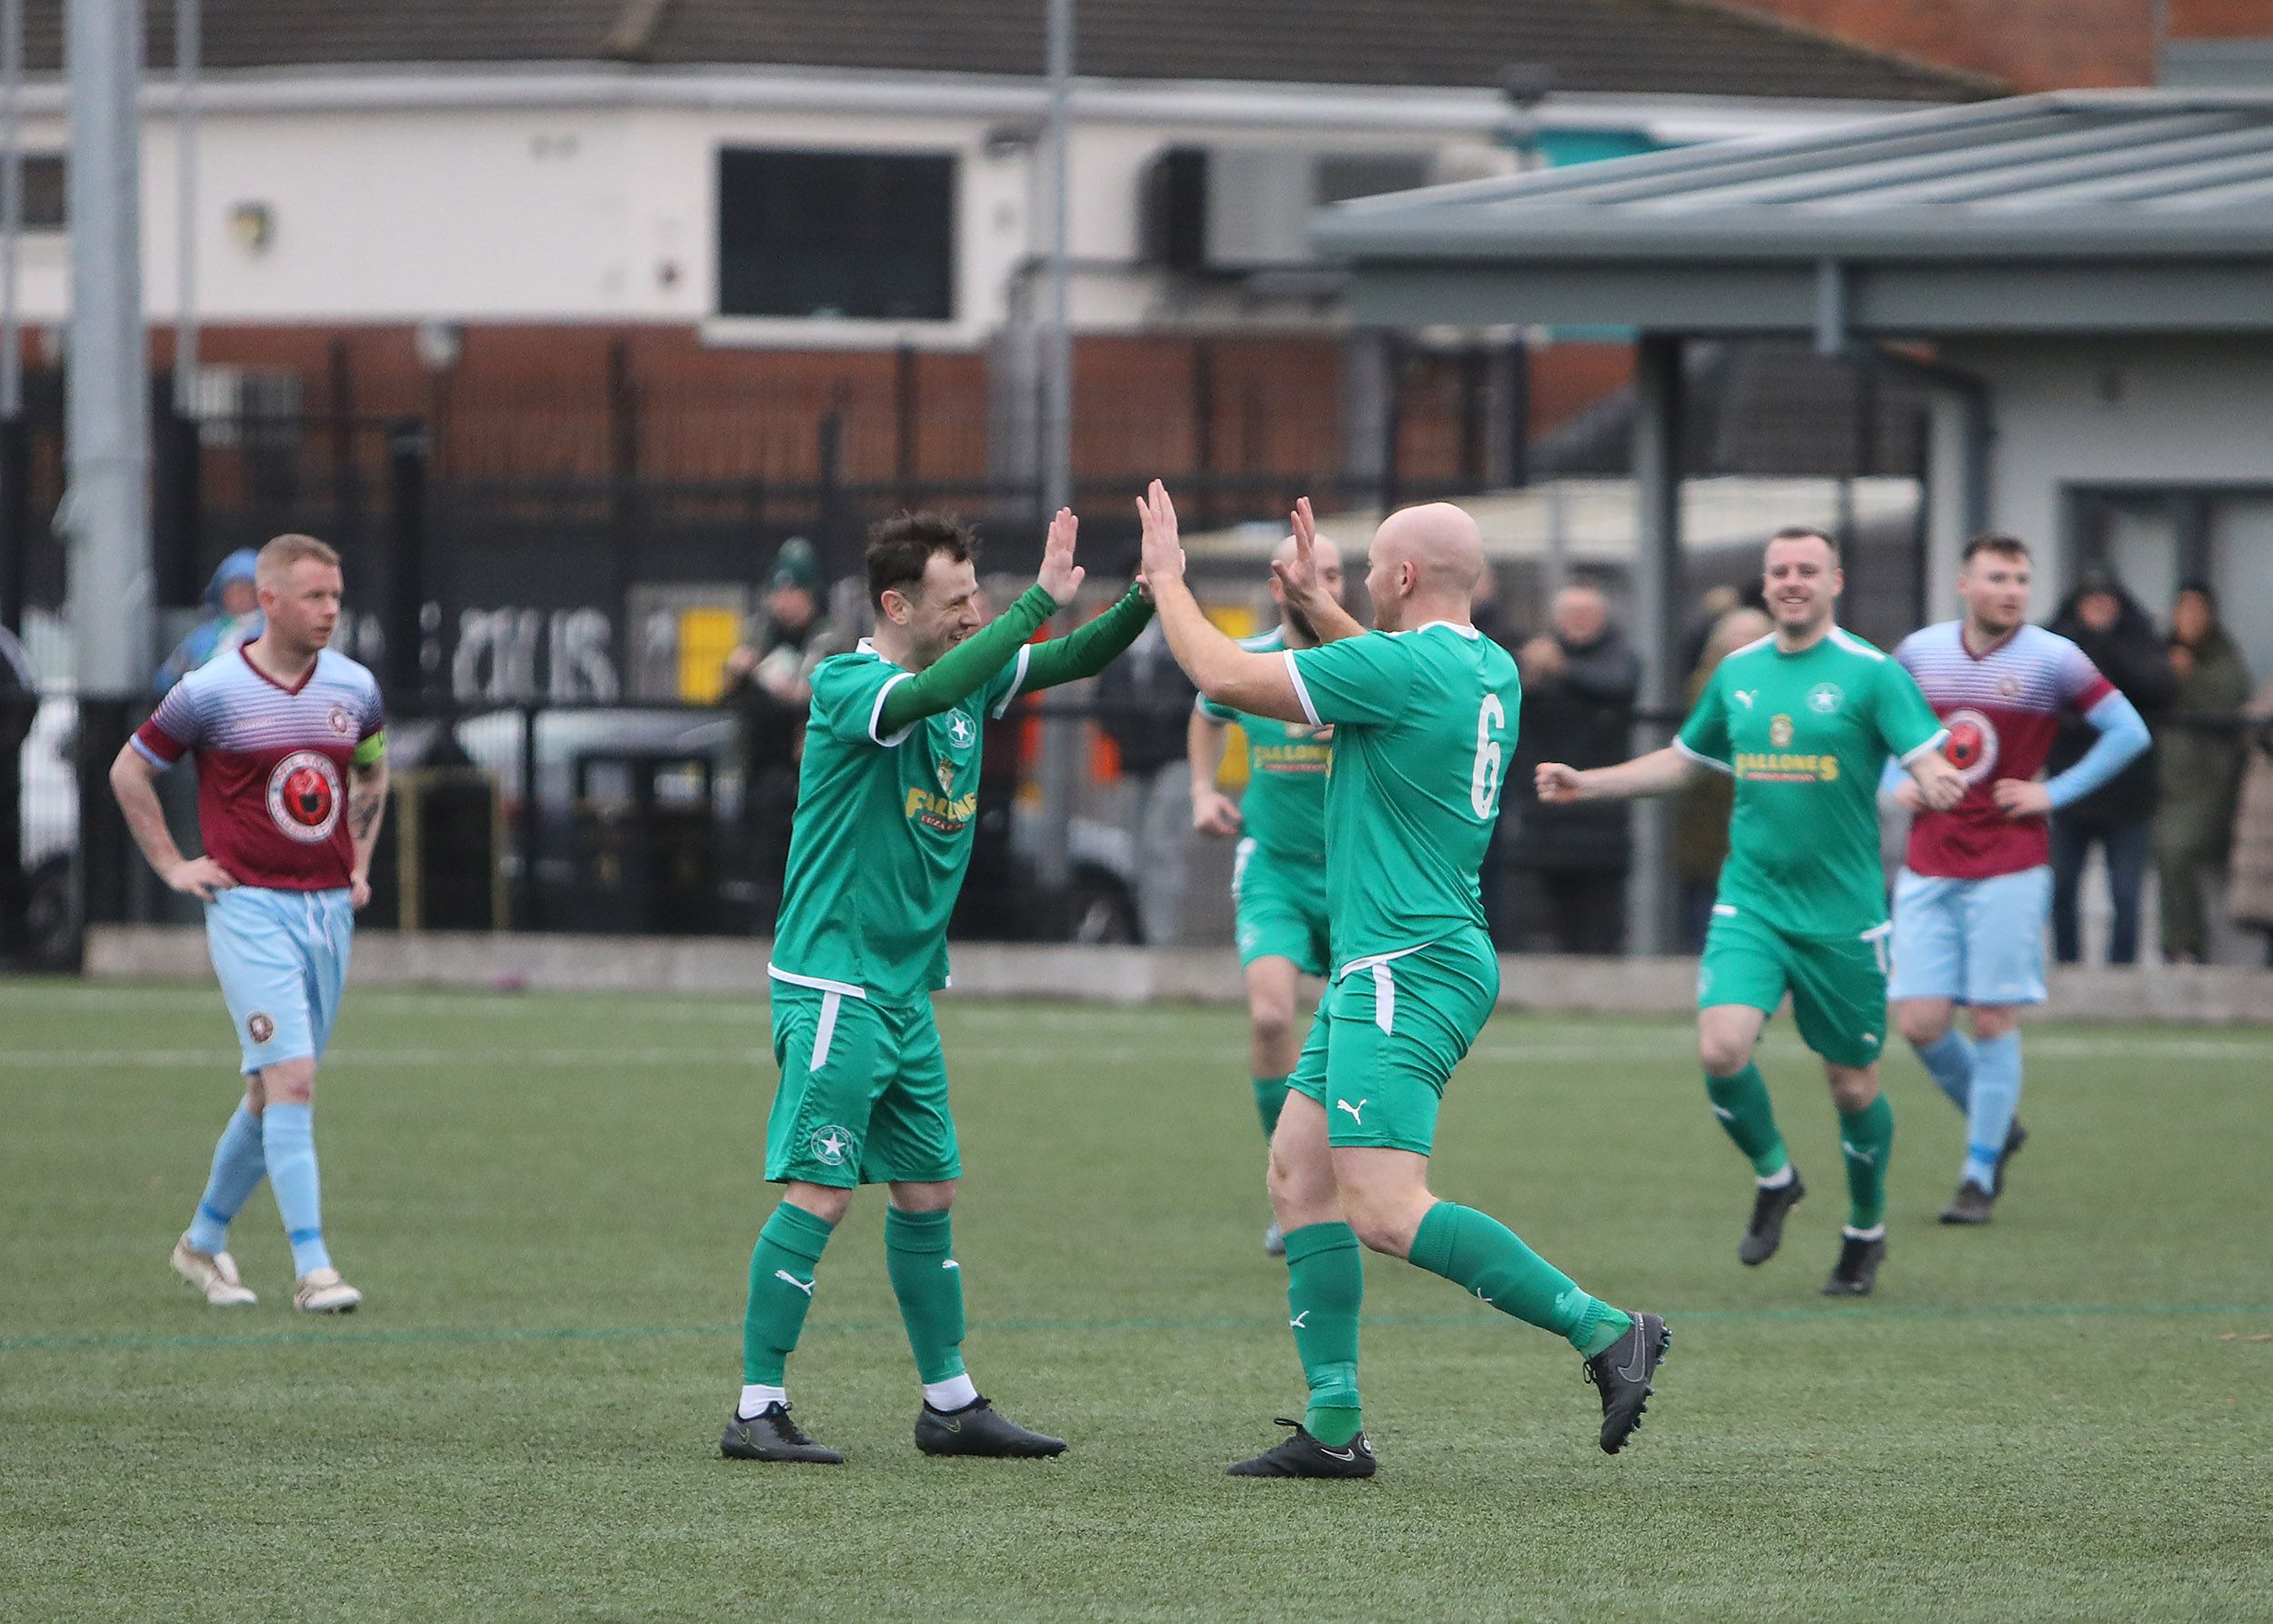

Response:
(2141, 170), (2273, 211)
(1975, 137), (2273, 212)
(1316, 91), (2273, 260)
(1813, 117), (2273, 212)
(1627, 112), (2191, 213)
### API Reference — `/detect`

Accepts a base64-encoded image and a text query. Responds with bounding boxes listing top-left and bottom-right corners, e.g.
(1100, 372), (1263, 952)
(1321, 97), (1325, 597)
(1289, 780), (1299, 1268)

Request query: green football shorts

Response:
(1232, 839), (1331, 977)
(765, 980), (961, 1188)
(1287, 927), (1499, 1156)
(1696, 904), (1891, 1069)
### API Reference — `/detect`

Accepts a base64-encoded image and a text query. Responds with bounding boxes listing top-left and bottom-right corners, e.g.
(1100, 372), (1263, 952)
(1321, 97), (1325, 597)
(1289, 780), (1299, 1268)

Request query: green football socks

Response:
(741, 1201), (836, 1384)
(1837, 1093), (1896, 1232)
(1408, 1201), (1632, 1358)
(885, 1205), (968, 1384)
(1251, 1075), (1289, 1140)
(1283, 1222), (1364, 1447)
(1706, 1062), (1790, 1178)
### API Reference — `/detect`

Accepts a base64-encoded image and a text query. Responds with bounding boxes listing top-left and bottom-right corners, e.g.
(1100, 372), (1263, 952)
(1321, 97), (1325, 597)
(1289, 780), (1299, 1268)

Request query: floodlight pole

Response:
(1, 0), (25, 639)
(64, 0), (153, 697)
(1034, 0), (1077, 897)
(173, 0), (199, 414)
(0, 0), (22, 426)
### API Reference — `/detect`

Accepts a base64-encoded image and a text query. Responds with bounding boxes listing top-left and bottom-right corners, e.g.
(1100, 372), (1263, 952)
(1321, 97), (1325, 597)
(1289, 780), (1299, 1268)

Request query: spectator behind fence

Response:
(721, 537), (852, 929)
(1674, 606), (1772, 952)
(153, 549), (263, 695)
(2045, 570), (2179, 966)
(1508, 584), (1641, 955)
(2156, 583), (2254, 964)
(1095, 613), (1200, 946)
(2227, 675), (2273, 963)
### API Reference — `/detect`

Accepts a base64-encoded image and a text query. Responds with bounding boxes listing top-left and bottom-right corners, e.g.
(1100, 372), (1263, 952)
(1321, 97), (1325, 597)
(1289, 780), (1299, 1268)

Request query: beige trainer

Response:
(293, 1267), (363, 1314)
(172, 1234), (257, 1307)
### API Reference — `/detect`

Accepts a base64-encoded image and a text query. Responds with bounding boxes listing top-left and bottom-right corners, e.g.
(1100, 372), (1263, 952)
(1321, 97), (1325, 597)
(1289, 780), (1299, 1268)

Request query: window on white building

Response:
(22, 154), (65, 231)
(716, 148), (956, 322)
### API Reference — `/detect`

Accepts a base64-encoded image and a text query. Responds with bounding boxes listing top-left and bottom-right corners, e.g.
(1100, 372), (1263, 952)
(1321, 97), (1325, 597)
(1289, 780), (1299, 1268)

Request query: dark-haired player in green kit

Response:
(1187, 530), (1345, 1258)
(1537, 526), (1965, 1296)
(1140, 482), (1667, 1479)
(719, 507), (1155, 1465)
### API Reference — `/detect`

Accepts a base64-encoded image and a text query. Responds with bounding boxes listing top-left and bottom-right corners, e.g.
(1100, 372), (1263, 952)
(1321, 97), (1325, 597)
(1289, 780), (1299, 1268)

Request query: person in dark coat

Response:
(2155, 583), (2253, 963)
(1507, 584), (1640, 954)
(721, 537), (851, 930)
(2046, 570), (2179, 965)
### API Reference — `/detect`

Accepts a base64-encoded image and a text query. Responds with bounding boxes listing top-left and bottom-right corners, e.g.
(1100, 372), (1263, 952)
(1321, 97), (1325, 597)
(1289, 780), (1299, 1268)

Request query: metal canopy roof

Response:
(1316, 91), (2273, 335)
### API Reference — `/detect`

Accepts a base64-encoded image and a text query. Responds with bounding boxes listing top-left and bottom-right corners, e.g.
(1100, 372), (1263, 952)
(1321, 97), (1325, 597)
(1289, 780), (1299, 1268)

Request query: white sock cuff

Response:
(1842, 1224), (1886, 1242)
(923, 1372), (978, 1412)
(736, 1382), (786, 1418)
(1757, 1164), (1797, 1190)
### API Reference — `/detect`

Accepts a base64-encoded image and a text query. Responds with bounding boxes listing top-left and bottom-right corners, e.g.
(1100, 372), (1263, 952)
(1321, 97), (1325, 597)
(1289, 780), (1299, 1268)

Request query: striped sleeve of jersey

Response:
(2050, 631), (2118, 712)
(133, 677), (205, 767)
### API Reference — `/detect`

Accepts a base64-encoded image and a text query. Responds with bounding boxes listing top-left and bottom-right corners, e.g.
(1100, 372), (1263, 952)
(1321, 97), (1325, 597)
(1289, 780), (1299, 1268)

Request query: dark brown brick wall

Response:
(1717, 0), (2157, 92)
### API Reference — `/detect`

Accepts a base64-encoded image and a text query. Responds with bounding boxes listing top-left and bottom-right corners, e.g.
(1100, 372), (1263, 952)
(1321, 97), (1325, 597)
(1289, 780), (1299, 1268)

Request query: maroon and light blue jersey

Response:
(1893, 621), (2114, 880)
(132, 643), (386, 890)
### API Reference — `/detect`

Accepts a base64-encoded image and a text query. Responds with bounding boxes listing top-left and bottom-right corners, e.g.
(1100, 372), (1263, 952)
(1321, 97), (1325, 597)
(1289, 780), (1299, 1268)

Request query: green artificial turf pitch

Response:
(1, 979), (2268, 1621)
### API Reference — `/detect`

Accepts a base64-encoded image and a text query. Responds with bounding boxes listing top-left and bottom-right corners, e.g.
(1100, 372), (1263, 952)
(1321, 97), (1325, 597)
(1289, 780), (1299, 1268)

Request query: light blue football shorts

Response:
(204, 885), (355, 1075)
(1887, 865), (2051, 1007)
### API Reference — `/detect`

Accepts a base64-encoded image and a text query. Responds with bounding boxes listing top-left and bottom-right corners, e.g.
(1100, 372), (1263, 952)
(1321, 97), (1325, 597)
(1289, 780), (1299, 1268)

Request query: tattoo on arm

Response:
(347, 762), (388, 848)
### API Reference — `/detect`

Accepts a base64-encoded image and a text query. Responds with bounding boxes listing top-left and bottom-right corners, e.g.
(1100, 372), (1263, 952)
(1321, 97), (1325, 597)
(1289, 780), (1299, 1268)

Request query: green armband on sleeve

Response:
(352, 730), (388, 767)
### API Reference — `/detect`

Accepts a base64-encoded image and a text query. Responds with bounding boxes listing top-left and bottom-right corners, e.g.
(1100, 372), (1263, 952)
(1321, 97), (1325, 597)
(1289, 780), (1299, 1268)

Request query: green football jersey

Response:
(1198, 626), (1331, 866)
(1286, 622), (1520, 968)
(768, 638), (1028, 1004)
(1677, 626), (1945, 938)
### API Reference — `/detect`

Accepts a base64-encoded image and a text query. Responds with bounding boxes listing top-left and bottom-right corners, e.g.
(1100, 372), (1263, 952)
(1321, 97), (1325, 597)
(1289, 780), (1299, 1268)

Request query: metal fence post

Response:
(386, 420), (429, 706)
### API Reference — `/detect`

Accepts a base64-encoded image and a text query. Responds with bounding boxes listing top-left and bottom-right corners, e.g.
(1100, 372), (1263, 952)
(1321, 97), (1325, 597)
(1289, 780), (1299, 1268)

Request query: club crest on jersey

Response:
(1807, 682), (1843, 714)
(326, 703), (353, 737)
(946, 711), (976, 747)
(247, 1012), (275, 1045)
(1942, 707), (2001, 784)
(266, 750), (343, 842)
(1769, 714), (1795, 748)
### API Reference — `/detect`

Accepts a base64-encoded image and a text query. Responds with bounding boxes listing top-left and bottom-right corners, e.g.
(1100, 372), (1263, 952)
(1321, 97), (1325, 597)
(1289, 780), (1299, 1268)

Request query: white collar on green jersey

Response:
(1403, 620), (1480, 639)
(854, 637), (908, 671)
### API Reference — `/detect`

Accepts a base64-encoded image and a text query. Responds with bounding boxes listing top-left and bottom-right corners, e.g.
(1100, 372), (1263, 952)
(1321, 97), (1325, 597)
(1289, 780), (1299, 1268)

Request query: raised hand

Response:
(1037, 506), (1085, 604)
(1272, 496), (1322, 604)
(1136, 479), (1186, 587)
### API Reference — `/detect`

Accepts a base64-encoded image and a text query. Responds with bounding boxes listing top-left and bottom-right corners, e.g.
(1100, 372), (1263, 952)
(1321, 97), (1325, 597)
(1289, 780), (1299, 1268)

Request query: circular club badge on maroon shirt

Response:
(266, 750), (344, 842)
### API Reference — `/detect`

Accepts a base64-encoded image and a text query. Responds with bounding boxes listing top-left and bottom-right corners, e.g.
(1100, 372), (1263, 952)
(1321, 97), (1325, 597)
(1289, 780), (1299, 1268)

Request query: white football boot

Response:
(172, 1234), (258, 1307)
(293, 1267), (363, 1314)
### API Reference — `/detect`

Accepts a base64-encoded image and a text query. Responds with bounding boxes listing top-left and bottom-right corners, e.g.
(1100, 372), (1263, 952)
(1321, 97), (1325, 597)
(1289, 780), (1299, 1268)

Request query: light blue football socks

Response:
(260, 1101), (331, 1276)
(1964, 1031), (2023, 1191)
(1913, 1028), (1975, 1112)
(185, 1101), (266, 1255)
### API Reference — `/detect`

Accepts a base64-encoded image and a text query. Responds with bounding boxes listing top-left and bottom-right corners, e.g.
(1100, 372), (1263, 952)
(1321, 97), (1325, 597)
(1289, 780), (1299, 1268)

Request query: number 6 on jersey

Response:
(1471, 695), (1507, 818)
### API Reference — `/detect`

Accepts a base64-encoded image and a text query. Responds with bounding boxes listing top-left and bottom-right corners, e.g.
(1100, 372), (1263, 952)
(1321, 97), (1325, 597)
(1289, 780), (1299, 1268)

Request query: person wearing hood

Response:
(722, 536), (852, 931)
(153, 549), (264, 695)
(2045, 570), (2179, 965)
(2155, 583), (2253, 963)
